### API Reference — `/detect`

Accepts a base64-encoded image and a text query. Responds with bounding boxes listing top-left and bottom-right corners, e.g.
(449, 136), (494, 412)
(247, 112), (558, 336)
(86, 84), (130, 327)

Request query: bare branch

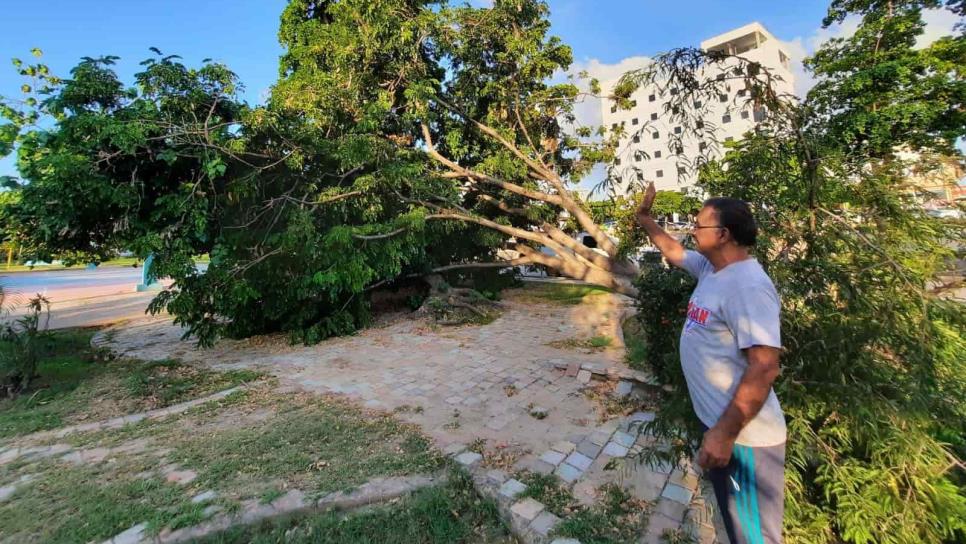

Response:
(419, 123), (564, 206)
(353, 228), (407, 241)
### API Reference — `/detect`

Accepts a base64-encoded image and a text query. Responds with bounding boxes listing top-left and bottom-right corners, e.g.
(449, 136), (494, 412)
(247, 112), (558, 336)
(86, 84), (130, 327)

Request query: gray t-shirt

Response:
(678, 250), (786, 447)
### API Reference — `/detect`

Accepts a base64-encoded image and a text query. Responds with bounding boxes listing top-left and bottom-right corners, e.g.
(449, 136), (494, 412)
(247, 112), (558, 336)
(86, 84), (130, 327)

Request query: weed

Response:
(517, 472), (580, 517)
(552, 483), (649, 544)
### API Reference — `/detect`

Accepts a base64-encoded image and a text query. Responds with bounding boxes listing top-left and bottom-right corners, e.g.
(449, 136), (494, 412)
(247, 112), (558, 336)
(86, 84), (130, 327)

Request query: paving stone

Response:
(588, 430), (613, 446)
(164, 469), (197, 485)
(0, 484), (17, 502)
(615, 380), (633, 398)
(625, 467), (669, 502)
(510, 497), (545, 522)
(271, 489), (307, 511)
(550, 440), (576, 455)
(601, 442), (629, 458)
(498, 478), (528, 499)
(486, 469), (509, 485)
(655, 498), (689, 522)
(571, 479), (598, 507)
(0, 448), (20, 465)
(661, 483), (694, 505)
(564, 362), (581, 377)
(575, 440), (602, 458)
(202, 504), (224, 518)
(539, 450), (567, 466)
(443, 442), (468, 456)
(565, 451), (594, 471)
(454, 451), (483, 468)
(611, 431), (635, 448)
(515, 456), (556, 475)
(111, 522), (147, 544)
(576, 370), (592, 384)
(555, 462), (583, 483)
(651, 458), (676, 474)
(530, 511), (561, 536)
(670, 468), (700, 490)
(191, 490), (218, 504)
(630, 411), (657, 423)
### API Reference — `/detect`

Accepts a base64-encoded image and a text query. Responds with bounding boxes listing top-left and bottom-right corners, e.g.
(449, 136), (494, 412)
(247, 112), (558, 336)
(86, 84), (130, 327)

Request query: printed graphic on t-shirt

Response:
(684, 300), (712, 334)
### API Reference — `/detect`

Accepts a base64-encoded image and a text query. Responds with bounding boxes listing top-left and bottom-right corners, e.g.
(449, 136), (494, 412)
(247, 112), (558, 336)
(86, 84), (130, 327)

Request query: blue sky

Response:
(1, 0), (958, 181)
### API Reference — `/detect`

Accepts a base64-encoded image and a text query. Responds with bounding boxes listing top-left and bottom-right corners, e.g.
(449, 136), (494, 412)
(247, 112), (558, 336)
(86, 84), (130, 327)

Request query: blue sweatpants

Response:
(706, 442), (785, 544)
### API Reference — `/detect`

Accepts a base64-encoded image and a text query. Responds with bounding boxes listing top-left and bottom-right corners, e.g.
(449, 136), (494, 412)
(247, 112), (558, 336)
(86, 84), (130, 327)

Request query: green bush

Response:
(0, 295), (51, 396)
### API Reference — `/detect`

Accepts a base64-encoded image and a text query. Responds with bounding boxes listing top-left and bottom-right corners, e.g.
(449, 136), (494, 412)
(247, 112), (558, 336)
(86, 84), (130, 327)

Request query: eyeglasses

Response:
(690, 223), (724, 231)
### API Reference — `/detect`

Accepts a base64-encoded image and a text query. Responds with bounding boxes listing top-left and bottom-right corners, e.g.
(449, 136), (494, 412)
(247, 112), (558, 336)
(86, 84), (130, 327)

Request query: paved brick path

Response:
(99, 287), (721, 543)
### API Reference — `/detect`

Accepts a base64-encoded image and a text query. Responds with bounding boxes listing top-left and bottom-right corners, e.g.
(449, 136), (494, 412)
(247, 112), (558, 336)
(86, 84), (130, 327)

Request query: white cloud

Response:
(556, 55), (652, 136)
(918, 8), (962, 48)
(782, 8), (962, 97)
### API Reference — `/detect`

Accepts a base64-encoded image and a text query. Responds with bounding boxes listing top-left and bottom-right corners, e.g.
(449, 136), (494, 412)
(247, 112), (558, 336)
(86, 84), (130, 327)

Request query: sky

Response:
(1, 0), (962, 183)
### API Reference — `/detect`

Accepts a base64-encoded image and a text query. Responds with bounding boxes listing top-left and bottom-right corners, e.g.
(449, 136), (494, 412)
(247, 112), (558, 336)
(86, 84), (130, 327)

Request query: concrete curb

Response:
(102, 473), (447, 544)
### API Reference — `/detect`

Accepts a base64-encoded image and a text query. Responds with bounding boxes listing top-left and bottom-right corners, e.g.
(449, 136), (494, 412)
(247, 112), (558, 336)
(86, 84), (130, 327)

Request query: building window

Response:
(741, 110), (749, 120)
(694, 100), (702, 108)
(716, 73), (726, 81)
(678, 167), (686, 175)
(722, 114), (732, 123)
(674, 126), (682, 135)
(699, 141), (708, 151)
(636, 172), (643, 181)
(670, 88), (679, 95)
(610, 105), (617, 113)
(633, 135), (640, 143)
(652, 131), (660, 139)
(725, 136), (734, 142)
(632, 117), (639, 125)
(630, 100), (637, 107)
(648, 94), (656, 102)
(615, 158), (621, 165)
(718, 93), (728, 103)
(675, 146), (683, 155)
(650, 112), (658, 121)
(696, 120), (704, 129)
(754, 108), (767, 122)
(654, 150), (662, 158)
(672, 106), (680, 114)
(611, 123), (618, 130)
(737, 89), (746, 97)
(635, 152), (642, 162)
(656, 169), (664, 178)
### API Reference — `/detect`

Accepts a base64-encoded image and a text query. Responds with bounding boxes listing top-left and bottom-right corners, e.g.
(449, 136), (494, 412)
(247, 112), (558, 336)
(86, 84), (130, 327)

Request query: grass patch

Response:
(0, 329), (263, 439)
(195, 469), (511, 544)
(516, 472), (580, 518)
(515, 283), (611, 305)
(0, 460), (205, 543)
(552, 483), (649, 544)
(1, 388), (449, 542)
(169, 392), (443, 499)
(547, 335), (614, 352)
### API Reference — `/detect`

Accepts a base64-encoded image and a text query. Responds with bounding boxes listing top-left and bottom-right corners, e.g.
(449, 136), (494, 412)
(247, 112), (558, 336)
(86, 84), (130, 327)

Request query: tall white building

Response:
(600, 22), (796, 195)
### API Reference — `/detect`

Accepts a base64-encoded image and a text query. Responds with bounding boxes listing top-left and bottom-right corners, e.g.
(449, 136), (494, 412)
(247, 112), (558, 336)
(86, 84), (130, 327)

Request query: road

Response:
(0, 267), (172, 330)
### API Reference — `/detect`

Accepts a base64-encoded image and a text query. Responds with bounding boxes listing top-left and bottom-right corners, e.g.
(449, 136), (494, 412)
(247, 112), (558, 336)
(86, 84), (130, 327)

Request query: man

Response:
(635, 182), (786, 544)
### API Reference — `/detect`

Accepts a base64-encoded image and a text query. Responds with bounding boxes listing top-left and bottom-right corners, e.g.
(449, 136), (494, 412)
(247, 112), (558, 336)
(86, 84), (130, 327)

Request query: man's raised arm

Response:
(634, 182), (686, 267)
